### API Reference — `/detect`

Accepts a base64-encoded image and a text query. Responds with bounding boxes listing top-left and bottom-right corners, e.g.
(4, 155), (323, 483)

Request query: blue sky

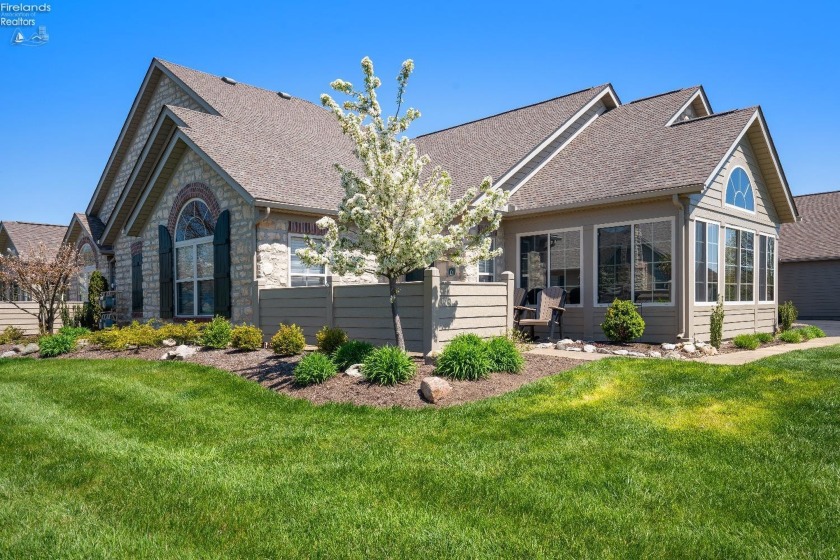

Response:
(1, 0), (838, 224)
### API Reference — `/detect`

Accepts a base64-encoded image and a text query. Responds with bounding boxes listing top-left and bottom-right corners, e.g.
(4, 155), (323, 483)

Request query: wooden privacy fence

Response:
(259, 269), (514, 354)
(0, 301), (83, 335)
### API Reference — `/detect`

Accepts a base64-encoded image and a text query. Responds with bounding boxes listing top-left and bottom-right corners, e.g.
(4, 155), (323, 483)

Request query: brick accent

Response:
(166, 182), (222, 236)
(130, 241), (143, 255)
(289, 221), (327, 236)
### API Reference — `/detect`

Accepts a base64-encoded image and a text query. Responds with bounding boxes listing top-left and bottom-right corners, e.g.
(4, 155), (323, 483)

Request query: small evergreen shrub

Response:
(600, 299), (645, 343)
(778, 330), (803, 344)
(779, 301), (798, 332)
(88, 321), (163, 350)
(57, 326), (91, 340)
(316, 326), (348, 355)
(158, 321), (204, 345)
(200, 316), (232, 349)
(710, 296), (725, 349)
(39, 333), (76, 357)
(733, 334), (760, 350)
(436, 337), (491, 381)
(271, 324), (306, 356)
(86, 270), (107, 330)
(333, 340), (374, 371)
(230, 324), (264, 351)
(363, 346), (416, 385)
(755, 332), (775, 344)
(797, 325), (826, 340)
(485, 336), (524, 373)
(294, 352), (338, 385)
(0, 326), (24, 344)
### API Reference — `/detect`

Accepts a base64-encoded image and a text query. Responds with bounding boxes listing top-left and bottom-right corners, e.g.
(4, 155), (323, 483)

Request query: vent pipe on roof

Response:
(277, 91), (292, 100)
(221, 76), (237, 85)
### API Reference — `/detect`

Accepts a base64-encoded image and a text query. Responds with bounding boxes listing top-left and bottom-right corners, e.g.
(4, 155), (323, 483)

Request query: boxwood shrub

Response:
(271, 324), (306, 356)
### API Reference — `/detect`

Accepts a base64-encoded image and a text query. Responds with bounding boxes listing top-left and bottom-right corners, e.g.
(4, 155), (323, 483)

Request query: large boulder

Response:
(161, 345), (197, 361)
(345, 364), (364, 378)
(1, 351), (16, 358)
(20, 343), (39, 356)
(420, 376), (452, 404)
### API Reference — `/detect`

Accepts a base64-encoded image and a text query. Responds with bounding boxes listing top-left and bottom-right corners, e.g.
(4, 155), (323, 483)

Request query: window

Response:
(174, 199), (215, 316)
(725, 167), (755, 212)
(724, 227), (754, 302)
(78, 244), (96, 298)
(478, 237), (496, 282)
(597, 220), (672, 304)
(519, 230), (581, 305)
(694, 221), (720, 302)
(290, 235), (326, 286)
(758, 234), (775, 302)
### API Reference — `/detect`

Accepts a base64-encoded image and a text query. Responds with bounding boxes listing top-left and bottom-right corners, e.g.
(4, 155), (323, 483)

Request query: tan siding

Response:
(693, 304), (776, 339)
(0, 301), (83, 335)
(779, 260), (840, 319)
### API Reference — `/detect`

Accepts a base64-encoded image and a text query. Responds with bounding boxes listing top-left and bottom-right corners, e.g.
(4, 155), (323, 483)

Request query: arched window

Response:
(174, 199), (215, 316)
(725, 167), (755, 212)
(78, 244), (96, 298)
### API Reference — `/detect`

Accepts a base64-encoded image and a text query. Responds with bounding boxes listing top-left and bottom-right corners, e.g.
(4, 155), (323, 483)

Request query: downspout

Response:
(672, 194), (688, 340)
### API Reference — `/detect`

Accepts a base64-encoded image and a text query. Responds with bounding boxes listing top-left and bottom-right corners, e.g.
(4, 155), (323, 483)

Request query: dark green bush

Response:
(230, 324), (263, 351)
(39, 333), (76, 357)
(316, 326), (348, 355)
(710, 296), (724, 349)
(333, 340), (375, 371)
(485, 336), (524, 373)
(294, 352), (338, 385)
(436, 338), (491, 381)
(363, 346), (416, 385)
(600, 299), (645, 343)
(797, 325), (826, 340)
(779, 301), (798, 332)
(733, 334), (760, 350)
(200, 316), (232, 349)
(57, 326), (91, 340)
(755, 332), (775, 344)
(86, 270), (107, 330)
(778, 330), (803, 344)
(271, 324), (306, 356)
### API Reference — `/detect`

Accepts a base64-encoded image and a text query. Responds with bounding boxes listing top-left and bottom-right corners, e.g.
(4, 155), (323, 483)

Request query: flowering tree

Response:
(297, 57), (510, 350)
(0, 243), (80, 334)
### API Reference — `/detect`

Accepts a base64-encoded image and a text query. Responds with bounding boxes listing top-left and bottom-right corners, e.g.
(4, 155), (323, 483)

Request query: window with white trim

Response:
(597, 220), (672, 304)
(724, 227), (754, 302)
(758, 234), (775, 302)
(478, 237), (496, 283)
(694, 221), (720, 302)
(78, 244), (96, 298)
(174, 199), (215, 316)
(725, 167), (755, 212)
(290, 235), (326, 286)
(519, 230), (581, 304)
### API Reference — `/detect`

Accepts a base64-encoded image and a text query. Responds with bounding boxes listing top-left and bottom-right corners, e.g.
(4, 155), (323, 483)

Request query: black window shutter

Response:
(213, 210), (231, 318)
(159, 225), (174, 318)
(131, 253), (143, 312)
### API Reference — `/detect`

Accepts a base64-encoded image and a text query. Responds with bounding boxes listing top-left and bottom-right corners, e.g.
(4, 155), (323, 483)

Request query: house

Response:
(779, 191), (840, 319)
(0, 220), (67, 300)
(59, 58), (797, 342)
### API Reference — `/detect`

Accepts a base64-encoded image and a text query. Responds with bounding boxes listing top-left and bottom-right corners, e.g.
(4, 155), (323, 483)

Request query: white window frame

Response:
(592, 216), (675, 307)
(288, 234), (328, 287)
(758, 234), (776, 303)
(723, 165), (757, 215)
(515, 227), (583, 307)
(722, 225), (756, 306)
(174, 199), (215, 317)
(693, 218), (721, 306)
(477, 237), (496, 283)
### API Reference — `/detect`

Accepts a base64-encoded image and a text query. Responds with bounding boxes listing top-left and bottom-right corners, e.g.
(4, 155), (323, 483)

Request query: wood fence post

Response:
(423, 267), (440, 357)
(326, 275), (335, 328)
(502, 271), (514, 333)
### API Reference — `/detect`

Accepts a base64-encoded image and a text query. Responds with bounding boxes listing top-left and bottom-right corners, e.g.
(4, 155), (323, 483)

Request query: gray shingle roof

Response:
(0, 221), (67, 258)
(780, 191), (840, 262)
(509, 88), (757, 210)
(73, 213), (106, 244)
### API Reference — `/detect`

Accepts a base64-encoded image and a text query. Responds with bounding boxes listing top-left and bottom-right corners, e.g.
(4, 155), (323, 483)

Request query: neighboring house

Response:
(0, 220), (67, 301)
(63, 58), (797, 341)
(779, 191), (840, 319)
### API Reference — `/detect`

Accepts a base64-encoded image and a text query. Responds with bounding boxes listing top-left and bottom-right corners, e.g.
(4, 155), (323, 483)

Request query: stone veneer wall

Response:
(112, 150), (255, 324)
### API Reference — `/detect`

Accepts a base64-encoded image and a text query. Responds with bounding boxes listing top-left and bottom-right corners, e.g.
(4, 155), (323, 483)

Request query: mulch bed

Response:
(1, 343), (585, 409)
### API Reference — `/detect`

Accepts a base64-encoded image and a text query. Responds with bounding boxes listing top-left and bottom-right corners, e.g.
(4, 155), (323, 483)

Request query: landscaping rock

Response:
(596, 348), (613, 355)
(665, 351), (683, 360)
(558, 338), (574, 346)
(420, 376), (452, 404)
(648, 351), (662, 358)
(583, 344), (596, 353)
(162, 338), (177, 347)
(700, 345), (718, 356)
(11, 345), (24, 353)
(161, 345), (198, 361)
(537, 342), (553, 349)
(554, 342), (567, 350)
(345, 364), (363, 377)
(682, 343), (697, 353)
(627, 351), (646, 357)
(1, 351), (16, 358)
(661, 343), (677, 351)
(695, 341), (707, 348)
(566, 347), (582, 352)
(613, 349), (629, 356)
(20, 343), (38, 356)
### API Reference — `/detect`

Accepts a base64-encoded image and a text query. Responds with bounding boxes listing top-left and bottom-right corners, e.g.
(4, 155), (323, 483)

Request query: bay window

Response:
(174, 199), (215, 316)
(694, 221), (720, 302)
(758, 234), (775, 302)
(724, 227), (754, 302)
(519, 230), (581, 304)
(290, 235), (327, 286)
(597, 220), (672, 304)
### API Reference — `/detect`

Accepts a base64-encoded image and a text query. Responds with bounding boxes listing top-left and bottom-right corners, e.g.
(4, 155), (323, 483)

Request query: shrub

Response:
(333, 340), (374, 371)
(86, 270), (107, 329)
(733, 334), (760, 350)
(88, 327), (122, 349)
(230, 324), (264, 351)
(710, 296), (724, 349)
(316, 326), (348, 355)
(450, 332), (484, 347)
(294, 352), (338, 385)
(0, 325), (24, 344)
(158, 321), (204, 345)
(436, 337), (491, 381)
(363, 346), (416, 385)
(200, 316), (232, 349)
(271, 324), (306, 356)
(755, 332), (775, 344)
(504, 328), (531, 351)
(39, 333), (76, 357)
(797, 325), (826, 340)
(600, 299), (645, 343)
(88, 321), (163, 350)
(778, 330), (803, 344)
(779, 301), (798, 332)
(485, 336), (524, 373)
(57, 326), (91, 340)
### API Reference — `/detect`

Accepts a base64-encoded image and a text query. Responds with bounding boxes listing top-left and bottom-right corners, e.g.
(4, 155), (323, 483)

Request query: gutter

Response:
(672, 194), (689, 340)
(254, 199), (337, 217)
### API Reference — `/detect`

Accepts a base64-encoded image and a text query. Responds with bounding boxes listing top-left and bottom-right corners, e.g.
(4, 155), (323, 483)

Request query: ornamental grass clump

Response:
(600, 299), (645, 343)
(57, 326), (91, 341)
(332, 340), (374, 371)
(294, 352), (338, 386)
(710, 296), (725, 349)
(778, 330), (803, 344)
(755, 332), (775, 344)
(485, 336), (524, 373)
(200, 316), (232, 349)
(230, 324), (264, 351)
(271, 324), (306, 356)
(797, 325), (826, 340)
(316, 326), (348, 355)
(733, 334), (760, 350)
(363, 346), (416, 386)
(38, 333), (76, 358)
(436, 337), (491, 381)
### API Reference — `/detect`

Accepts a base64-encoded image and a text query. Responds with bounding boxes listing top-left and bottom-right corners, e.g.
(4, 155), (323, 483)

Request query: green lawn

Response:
(1, 348), (838, 559)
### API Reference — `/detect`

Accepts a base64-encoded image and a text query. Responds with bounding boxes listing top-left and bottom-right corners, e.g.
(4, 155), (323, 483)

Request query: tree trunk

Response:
(388, 276), (405, 350)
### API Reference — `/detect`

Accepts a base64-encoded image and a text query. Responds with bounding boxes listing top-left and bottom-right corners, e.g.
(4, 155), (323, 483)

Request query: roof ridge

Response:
(156, 58), (304, 101)
(794, 189), (840, 198)
(625, 86), (699, 105)
(1, 220), (66, 227)
(670, 107), (756, 126)
(414, 84), (609, 139)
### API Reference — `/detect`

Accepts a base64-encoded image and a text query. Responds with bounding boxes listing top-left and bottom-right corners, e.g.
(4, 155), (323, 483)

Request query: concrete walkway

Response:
(528, 346), (607, 361)
(696, 336), (840, 365)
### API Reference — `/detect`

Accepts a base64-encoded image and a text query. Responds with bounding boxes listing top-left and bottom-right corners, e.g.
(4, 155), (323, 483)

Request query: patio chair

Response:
(512, 287), (527, 328)
(518, 286), (567, 341)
